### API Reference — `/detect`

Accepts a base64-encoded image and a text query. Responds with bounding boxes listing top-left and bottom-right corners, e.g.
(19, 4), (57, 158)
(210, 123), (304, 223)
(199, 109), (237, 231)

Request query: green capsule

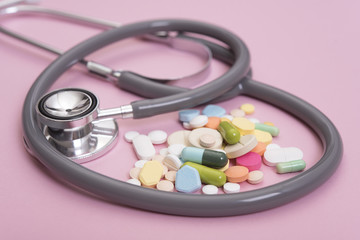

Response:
(217, 121), (240, 144)
(276, 160), (306, 174)
(182, 162), (227, 187)
(255, 123), (280, 137)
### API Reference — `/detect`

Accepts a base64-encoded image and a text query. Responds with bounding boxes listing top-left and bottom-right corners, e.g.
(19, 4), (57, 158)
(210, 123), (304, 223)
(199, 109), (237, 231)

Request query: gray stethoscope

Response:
(2, 0), (343, 216)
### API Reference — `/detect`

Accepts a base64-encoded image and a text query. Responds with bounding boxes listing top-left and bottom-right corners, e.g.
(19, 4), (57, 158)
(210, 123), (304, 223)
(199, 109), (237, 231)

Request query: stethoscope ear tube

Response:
(22, 19), (342, 216)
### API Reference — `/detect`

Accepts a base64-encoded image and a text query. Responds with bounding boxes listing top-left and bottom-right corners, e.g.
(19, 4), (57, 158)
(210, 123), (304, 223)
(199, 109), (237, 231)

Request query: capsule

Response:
(276, 160), (306, 174)
(255, 123), (280, 137)
(181, 147), (228, 168)
(182, 162), (227, 187)
(217, 121), (240, 144)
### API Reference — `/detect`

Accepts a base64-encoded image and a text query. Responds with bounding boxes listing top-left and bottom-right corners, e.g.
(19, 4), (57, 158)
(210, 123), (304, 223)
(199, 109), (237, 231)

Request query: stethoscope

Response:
(1, 1), (343, 216)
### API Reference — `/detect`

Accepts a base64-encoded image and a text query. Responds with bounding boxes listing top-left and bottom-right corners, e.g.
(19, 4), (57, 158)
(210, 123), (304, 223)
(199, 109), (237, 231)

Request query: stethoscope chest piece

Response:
(36, 88), (119, 163)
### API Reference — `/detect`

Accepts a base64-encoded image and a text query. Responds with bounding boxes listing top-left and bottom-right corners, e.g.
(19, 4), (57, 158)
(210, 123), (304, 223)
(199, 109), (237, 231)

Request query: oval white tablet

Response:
(132, 135), (156, 160)
(202, 185), (219, 195)
(189, 115), (208, 128)
(263, 147), (303, 166)
(124, 131), (140, 143)
(148, 130), (167, 144)
(223, 182), (240, 194)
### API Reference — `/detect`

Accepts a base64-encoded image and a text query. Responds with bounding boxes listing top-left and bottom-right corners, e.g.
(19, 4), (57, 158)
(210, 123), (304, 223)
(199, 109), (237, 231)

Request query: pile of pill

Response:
(125, 103), (306, 194)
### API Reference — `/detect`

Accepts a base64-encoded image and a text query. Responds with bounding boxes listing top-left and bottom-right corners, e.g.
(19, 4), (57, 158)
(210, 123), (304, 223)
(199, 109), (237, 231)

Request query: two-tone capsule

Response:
(182, 162), (227, 187)
(217, 121), (240, 144)
(181, 146), (228, 169)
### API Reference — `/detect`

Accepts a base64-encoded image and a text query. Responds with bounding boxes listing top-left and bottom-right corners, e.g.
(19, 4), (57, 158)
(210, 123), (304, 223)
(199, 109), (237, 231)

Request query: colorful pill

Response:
(240, 103), (255, 115)
(205, 117), (221, 129)
(178, 109), (200, 122)
(217, 121), (240, 144)
(182, 162), (227, 187)
(254, 129), (272, 145)
(139, 161), (163, 187)
(202, 104), (226, 117)
(251, 141), (267, 156)
(276, 160), (306, 174)
(225, 166), (249, 183)
(255, 123), (280, 137)
(181, 147), (228, 169)
(236, 152), (262, 171)
(175, 165), (202, 193)
(232, 117), (255, 135)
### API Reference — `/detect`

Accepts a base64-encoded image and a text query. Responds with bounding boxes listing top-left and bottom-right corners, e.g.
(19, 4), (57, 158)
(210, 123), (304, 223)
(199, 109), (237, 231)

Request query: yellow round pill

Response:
(232, 117), (255, 135)
(254, 129), (272, 145)
(240, 103), (255, 115)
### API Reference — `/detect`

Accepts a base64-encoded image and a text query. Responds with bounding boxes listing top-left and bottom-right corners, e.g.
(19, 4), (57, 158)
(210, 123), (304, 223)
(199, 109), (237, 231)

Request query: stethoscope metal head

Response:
(37, 88), (99, 129)
(36, 88), (119, 163)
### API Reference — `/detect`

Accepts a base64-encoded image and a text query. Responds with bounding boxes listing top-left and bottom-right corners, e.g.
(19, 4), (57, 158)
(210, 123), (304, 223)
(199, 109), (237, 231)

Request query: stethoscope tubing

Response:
(22, 19), (343, 216)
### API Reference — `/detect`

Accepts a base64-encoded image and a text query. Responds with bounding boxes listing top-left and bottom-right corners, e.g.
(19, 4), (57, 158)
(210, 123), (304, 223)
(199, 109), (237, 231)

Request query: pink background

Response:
(1, 0), (359, 239)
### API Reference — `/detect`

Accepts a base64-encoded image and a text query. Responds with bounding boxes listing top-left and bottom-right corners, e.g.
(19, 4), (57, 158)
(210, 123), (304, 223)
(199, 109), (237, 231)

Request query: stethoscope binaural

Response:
(2, 2), (343, 216)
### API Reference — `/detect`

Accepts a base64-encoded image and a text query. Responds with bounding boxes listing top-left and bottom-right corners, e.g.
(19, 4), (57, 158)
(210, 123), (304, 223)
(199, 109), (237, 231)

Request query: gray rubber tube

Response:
(22, 19), (342, 216)
(115, 34), (242, 100)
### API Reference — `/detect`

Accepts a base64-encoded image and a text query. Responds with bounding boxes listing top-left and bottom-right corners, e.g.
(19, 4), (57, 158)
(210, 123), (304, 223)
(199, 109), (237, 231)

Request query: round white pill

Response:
(202, 185), (219, 195)
(223, 182), (240, 194)
(168, 144), (186, 157)
(159, 148), (169, 156)
(189, 115), (208, 128)
(148, 130), (168, 144)
(126, 178), (141, 186)
(124, 131), (140, 143)
(134, 160), (148, 168)
(266, 143), (281, 150)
